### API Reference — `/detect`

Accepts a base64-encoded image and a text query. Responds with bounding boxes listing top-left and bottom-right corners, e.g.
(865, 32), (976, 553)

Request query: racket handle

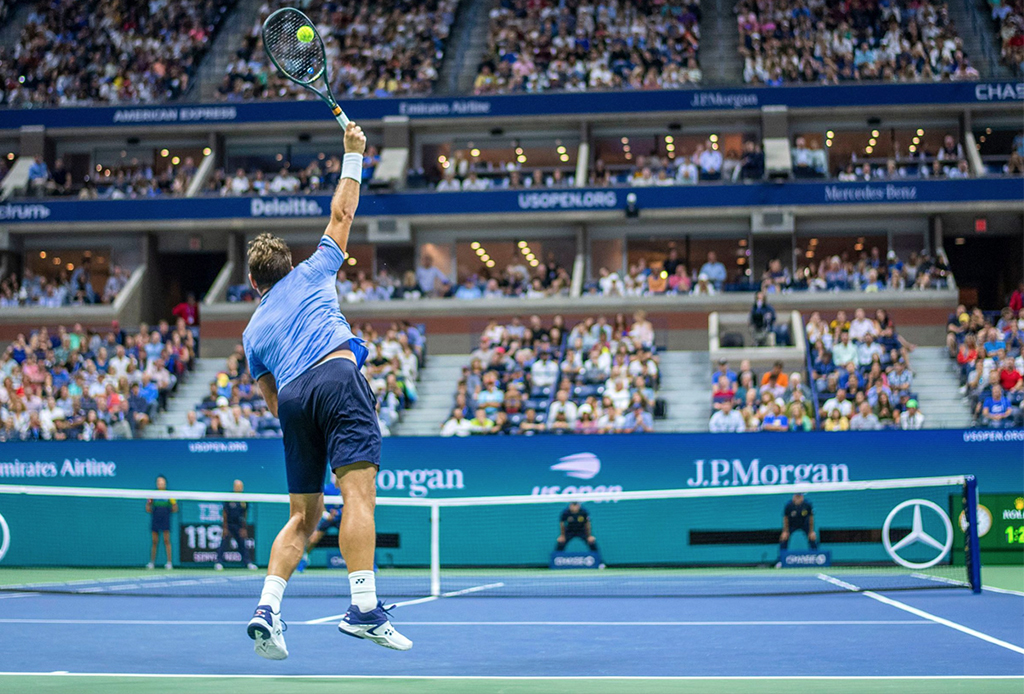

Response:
(332, 105), (350, 129)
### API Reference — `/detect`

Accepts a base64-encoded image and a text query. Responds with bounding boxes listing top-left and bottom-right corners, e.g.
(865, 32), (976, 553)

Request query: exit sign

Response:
(975, 218), (987, 233)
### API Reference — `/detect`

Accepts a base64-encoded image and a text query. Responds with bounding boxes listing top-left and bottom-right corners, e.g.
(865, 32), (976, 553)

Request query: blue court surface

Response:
(0, 573), (1022, 693)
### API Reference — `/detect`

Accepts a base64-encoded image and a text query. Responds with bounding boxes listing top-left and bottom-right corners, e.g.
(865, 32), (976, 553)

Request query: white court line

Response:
(984, 585), (1024, 597)
(911, 573), (1024, 597)
(0, 618), (935, 627)
(302, 582), (505, 625)
(0, 672), (1020, 681)
(0, 592), (38, 600)
(818, 574), (1024, 656)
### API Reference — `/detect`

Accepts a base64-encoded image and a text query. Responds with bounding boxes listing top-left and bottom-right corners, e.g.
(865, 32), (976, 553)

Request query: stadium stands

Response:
(188, 322), (424, 438)
(0, 321), (195, 441)
(1, 264), (131, 307)
(989, 0), (1024, 75)
(948, 299), (1024, 428)
(473, 0), (702, 94)
(217, 0), (457, 101)
(0, 0), (236, 107)
(442, 313), (660, 435)
(736, 0), (979, 84)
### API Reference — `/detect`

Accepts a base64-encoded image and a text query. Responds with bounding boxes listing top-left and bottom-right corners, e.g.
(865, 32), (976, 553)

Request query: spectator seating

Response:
(709, 356), (816, 432)
(0, 0), (236, 107)
(188, 322), (424, 437)
(441, 313), (661, 436)
(0, 320), (195, 441)
(1, 266), (132, 307)
(805, 308), (922, 430)
(988, 0), (1024, 76)
(736, 0), (979, 84)
(217, 0), (457, 101)
(474, 0), (702, 94)
(947, 299), (1024, 428)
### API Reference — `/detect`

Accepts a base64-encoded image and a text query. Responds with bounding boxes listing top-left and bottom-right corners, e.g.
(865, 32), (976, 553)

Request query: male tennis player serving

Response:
(244, 122), (411, 659)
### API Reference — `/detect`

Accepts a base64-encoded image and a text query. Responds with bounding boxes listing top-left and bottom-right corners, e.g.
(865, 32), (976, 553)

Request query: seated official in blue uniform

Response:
(780, 493), (818, 551)
(555, 502), (600, 552)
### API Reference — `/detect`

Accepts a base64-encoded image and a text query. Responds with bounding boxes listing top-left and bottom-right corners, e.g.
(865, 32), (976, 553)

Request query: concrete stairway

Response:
(194, 0), (264, 101)
(0, 2), (35, 47)
(392, 354), (466, 436)
(699, 0), (744, 84)
(657, 351), (713, 432)
(947, 0), (1011, 79)
(436, 0), (497, 95)
(907, 347), (973, 429)
(143, 358), (226, 438)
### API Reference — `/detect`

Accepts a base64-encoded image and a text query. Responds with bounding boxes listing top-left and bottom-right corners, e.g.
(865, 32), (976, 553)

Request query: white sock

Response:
(349, 570), (377, 612)
(260, 575), (287, 613)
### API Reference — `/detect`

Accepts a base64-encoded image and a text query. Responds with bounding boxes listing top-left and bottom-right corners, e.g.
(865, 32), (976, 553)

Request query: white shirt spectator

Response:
(698, 148), (723, 175)
(440, 414), (473, 437)
(822, 396), (854, 418)
(901, 410), (925, 430)
(709, 408), (746, 433)
(599, 272), (624, 296)
(548, 398), (578, 425)
(675, 160), (698, 184)
(530, 357), (559, 389)
(849, 317), (877, 341)
(857, 341), (884, 366)
(436, 176), (462, 192)
(269, 170), (300, 193)
(107, 354), (133, 378)
(462, 174), (489, 191)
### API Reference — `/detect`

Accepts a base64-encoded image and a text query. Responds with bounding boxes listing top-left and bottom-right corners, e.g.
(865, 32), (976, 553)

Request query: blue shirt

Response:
(243, 235), (366, 390)
(984, 396), (1010, 416)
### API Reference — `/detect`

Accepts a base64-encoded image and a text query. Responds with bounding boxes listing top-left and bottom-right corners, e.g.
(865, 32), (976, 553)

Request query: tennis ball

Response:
(297, 25), (314, 43)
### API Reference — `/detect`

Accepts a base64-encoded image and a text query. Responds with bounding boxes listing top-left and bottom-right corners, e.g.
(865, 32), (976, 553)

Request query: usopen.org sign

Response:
(686, 459), (850, 487)
(0, 203), (51, 220)
(517, 191), (617, 210)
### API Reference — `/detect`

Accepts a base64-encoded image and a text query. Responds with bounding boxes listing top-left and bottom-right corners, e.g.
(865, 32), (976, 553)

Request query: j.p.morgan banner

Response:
(1, 430), (1021, 497)
(1, 178), (1021, 226)
(0, 82), (1020, 130)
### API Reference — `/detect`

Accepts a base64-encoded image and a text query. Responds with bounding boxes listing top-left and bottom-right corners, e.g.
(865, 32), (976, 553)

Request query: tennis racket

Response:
(262, 7), (350, 128)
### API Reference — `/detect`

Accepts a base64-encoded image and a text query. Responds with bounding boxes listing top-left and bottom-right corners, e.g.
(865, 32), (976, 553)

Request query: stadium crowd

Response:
(989, 0), (1024, 75)
(0, 320), (195, 442)
(0, 0), (234, 107)
(0, 264), (131, 307)
(441, 313), (660, 436)
(473, 0), (702, 94)
(186, 322), (424, 438)
(216, 0), (456, 101)
(947, 294), (1024, 428)
(735, 0), (979, 84)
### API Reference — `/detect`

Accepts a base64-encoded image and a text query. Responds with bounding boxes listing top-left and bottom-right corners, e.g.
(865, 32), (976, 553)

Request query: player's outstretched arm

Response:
(323, 122), (367, 254)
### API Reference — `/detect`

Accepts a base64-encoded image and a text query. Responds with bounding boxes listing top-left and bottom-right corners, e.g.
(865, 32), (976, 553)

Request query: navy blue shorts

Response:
(278, 357), (381, 494)
(150, 510), (170, 533)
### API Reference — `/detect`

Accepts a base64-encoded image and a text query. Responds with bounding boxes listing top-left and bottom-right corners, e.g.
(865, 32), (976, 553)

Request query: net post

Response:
(963, 475), (982, 594)
(429, 502), (440, 597)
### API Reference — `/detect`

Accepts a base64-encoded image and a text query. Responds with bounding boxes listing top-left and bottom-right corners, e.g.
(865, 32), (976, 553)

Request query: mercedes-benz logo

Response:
(883, 499), (953, 569)
(0, 511), (9, 563)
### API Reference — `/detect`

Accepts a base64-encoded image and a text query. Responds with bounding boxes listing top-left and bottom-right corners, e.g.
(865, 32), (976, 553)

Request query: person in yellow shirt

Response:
(822, 408), (849, 431)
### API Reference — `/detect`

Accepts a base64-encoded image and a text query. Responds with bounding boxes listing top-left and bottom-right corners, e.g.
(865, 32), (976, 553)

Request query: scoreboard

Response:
(954, 493), (1024, 564)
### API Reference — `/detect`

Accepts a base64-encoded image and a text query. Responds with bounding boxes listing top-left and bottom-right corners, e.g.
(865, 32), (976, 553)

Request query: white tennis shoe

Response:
(338, 601), (412, 651)
(248, 604), (288, 660)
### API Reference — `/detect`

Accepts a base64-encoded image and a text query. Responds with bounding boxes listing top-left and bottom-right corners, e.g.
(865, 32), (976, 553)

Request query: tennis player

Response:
(244, 122), (411, 659)
(297, 471), (343, 572)
(145, 475), (177, 570)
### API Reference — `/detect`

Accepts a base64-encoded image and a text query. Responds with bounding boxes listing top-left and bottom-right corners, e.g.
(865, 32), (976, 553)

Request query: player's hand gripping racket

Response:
(262, 7), (350, 128)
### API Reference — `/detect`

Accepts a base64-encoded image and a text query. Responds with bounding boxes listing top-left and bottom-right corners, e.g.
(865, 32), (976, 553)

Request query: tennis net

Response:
(0, 475), (982, 598)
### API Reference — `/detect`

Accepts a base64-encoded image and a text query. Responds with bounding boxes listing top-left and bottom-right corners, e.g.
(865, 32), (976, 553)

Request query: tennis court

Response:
(1, 566), (1021, 694)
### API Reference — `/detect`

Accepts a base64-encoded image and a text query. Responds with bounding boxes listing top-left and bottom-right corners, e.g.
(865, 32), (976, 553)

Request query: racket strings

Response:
(263, 9), (325, 84)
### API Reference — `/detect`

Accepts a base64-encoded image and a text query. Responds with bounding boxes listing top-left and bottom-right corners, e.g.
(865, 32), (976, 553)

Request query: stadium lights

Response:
(665, 135), (674, 143)
(470, 148), (481, 157)
(666, 144), (675, 152)
(203, 147), (212, 156)
(517, 241), (527, 248)
(557, 146), (566, 154)
(517, 155), (527, 163)
(39, 251), (46, 259)
(909, 145), (917, 153)
(809, 238), (818, 245)
(912, 137), (920, 144)
(347, 257), (357, 266)
(481, 255), (490, 262)
(623, 145), (630, 152)
(806, 250), (815, 258)
(917, 129), (924, 136)
(475, 248), (485, 256)
(825, 139), (832, 147)
(53, 257), (60, 265)
(171, 157), (181, 165)
(868, 138), (876, 146)
(160, 149), (169, 157)
(471, 242), (480, 249)
(6, 153), (14, 160)
(529, 259), (539, 267)
(624, 153), (632, 160)
(560, 154), (569, 162)
(66, 263), (74, 271)
(871, 130), (879, 138)
(621, 137), (629, 144)
(526, 254), (535, 262)
(980, 136), (986, 143)
(668, 152), (675, 158)
(955, 237), (966, 245)
(709, 134), (719, 143)
(711, 143), (719, 151)
(515, 147), (524, 155)
(318, 153), (325, 160)
(660, 271), (668, 279)
(826, 130), (835, 139)
(986, 128), (992, 134)
(486, 260), (495, 268)
(275, 153), (283, 162)
(104, 169), (111, 177)
(865, 146), (873, 154)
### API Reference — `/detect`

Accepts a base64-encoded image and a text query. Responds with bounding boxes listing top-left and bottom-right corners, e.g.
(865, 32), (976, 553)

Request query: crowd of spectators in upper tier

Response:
(989, 0), (1024, 75)
(473, 0), (702, 94)
(185, 322), (424, 438)
(0, 0), (234, 107)
(442, 313), (660, 435)
(736, 0), (979, 84)
(216, 0), (455, 101)
(0, 320), (195, 442)
(0, 264), (131, 308)
(948, 293), (1024, 428)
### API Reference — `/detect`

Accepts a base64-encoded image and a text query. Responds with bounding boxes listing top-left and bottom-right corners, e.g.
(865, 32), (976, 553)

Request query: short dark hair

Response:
(247, 233), (292, 292)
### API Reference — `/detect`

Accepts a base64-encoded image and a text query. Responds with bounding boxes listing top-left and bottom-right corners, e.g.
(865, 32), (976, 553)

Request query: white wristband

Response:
(341, 153), (362, 183)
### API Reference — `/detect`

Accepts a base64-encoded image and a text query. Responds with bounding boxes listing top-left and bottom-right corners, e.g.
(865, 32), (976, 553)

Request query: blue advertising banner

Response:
(1, 178), (1021, 226)
(0, 431), (1020, 568)
(0, 82), (1021, 130)
(0, 430), (1021, 496)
